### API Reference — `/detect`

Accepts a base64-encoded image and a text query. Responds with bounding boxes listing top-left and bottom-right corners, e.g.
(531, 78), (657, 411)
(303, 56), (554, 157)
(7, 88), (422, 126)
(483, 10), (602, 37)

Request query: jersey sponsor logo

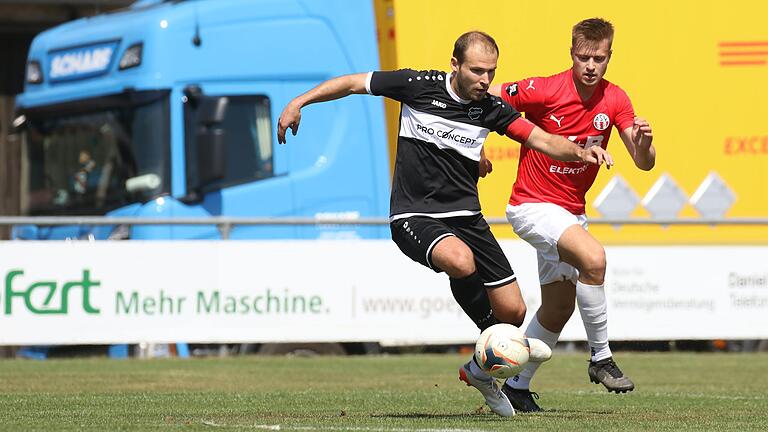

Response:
(593, 113), (610, 131)
(549, 164), (589, 175)
(416, 124), (478, 146)
(506, 83), (518, 96)
(567, 135), (605, 149)
(399, 104), (490, 161)
(549, 114), (565, 128)
(431, 99), (447, 109)
(526, 79), (536, 90)
(468, 107), (483, 120)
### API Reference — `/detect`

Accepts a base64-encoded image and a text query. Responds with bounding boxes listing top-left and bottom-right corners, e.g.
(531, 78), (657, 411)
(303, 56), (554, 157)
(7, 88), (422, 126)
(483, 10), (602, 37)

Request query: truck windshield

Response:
(20, 91), (170, 216)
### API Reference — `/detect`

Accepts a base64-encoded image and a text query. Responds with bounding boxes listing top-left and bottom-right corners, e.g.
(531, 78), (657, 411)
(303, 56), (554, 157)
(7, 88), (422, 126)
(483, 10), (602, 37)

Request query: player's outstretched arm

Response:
(525, 125), (614, 167)
(277, 73), (369, 144)
(619, 116), (655, 170)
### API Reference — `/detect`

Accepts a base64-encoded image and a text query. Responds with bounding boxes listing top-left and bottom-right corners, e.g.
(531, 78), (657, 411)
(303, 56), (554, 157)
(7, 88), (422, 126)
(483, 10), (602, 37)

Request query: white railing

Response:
(1, 216), (767, 239)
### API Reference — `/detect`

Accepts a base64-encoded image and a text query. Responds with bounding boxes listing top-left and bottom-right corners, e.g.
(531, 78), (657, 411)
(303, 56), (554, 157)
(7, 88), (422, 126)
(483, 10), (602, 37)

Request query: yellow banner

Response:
(377, 0), (768, 244)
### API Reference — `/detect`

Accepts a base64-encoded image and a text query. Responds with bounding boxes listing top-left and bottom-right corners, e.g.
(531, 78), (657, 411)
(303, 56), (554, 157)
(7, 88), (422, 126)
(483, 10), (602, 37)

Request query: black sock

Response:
(450, 271), (499, 331)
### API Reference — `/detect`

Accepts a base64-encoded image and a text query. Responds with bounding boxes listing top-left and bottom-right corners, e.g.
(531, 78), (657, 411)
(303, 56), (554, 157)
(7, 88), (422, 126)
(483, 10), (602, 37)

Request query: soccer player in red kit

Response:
(487, 17), (655, 412)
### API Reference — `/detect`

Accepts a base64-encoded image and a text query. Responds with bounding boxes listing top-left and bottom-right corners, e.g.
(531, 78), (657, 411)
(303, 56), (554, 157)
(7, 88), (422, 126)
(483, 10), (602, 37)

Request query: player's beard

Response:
(455, 71), (487, 101)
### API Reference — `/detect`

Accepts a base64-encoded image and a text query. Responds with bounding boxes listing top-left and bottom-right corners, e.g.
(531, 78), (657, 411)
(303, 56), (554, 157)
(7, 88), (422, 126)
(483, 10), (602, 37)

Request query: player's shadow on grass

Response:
(373, 413), (478, 420)
(540, 408), (617, 415)
(373, 408), (617, 419)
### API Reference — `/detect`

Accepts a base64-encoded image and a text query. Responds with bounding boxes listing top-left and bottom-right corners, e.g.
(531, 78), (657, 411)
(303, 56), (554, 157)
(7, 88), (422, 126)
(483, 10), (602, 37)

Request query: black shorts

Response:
(390, 214), (516, 288)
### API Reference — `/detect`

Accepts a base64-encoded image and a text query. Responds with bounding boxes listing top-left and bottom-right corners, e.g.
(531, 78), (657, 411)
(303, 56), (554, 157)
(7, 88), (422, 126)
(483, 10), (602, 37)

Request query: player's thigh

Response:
(506, 203), (581, 285)
(431, 235), (475, 277)
(390, 216), (458, 273)
(556, 224), (606, 274)
(453, 214), (517, 289)
(451, 215), (524, 321)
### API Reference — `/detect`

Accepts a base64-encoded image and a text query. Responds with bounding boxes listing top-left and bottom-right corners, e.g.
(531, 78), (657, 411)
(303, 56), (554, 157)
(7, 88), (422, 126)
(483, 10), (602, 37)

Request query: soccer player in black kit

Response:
(278, 31), (612, 417)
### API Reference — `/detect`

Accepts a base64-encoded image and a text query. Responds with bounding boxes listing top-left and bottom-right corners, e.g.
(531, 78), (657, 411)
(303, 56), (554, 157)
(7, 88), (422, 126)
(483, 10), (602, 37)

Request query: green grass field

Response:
(1, 352), (767, 431)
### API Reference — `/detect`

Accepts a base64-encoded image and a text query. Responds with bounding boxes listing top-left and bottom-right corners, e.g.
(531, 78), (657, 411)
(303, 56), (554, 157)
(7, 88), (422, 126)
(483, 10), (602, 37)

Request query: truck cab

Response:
(15, 0), (390, 240)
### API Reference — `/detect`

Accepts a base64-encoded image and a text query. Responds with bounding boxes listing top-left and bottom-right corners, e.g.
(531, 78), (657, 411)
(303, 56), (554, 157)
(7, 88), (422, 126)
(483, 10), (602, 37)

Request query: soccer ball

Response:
(474, 323), (530, 379)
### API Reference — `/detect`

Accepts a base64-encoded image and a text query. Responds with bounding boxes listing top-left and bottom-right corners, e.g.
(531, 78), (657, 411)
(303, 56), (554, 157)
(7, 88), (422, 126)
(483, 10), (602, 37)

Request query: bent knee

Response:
(437, 247), (475, 277)
(579, 250), (606, 283)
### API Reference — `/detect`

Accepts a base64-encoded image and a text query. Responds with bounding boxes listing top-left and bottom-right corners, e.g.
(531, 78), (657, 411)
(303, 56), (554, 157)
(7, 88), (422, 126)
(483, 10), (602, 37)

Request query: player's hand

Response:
(632, 116), (653, 151)
(580, 146), (614, 169)
(479, 154), (493, 177)
(277, 101), (302, 144)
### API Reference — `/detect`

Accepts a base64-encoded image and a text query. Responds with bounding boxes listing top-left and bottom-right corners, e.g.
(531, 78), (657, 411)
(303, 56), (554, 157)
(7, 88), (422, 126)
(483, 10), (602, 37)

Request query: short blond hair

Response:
(572, 18), (614, 49)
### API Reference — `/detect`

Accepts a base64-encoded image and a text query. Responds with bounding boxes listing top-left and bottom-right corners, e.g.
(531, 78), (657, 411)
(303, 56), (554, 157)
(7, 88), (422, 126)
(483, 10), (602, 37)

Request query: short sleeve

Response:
(500, 77), (546, 112)
(612, 86), (635, 131)
(484, 97), (522, 135)
(368, 69), (421, 104)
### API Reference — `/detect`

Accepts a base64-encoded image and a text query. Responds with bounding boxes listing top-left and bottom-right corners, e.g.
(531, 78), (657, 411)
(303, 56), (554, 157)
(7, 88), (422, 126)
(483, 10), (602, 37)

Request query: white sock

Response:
(576, 280), (612, 362)
(506, 314), (560, 390)
(469, 355), (492, 381)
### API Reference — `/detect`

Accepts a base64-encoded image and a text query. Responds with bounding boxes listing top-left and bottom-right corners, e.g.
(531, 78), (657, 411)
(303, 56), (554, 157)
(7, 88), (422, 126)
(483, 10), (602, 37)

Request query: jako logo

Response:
(3, 269), (101, 314)
(431, 99), (447, 109)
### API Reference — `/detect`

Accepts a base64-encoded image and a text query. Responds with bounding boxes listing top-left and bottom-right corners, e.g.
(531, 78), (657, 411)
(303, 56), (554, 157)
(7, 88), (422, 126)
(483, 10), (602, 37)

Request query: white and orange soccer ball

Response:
(475, 323), (553, 379)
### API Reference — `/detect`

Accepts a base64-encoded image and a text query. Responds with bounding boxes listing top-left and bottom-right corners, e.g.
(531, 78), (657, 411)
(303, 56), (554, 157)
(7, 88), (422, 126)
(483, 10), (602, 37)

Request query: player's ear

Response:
(450, 56), (459, 73)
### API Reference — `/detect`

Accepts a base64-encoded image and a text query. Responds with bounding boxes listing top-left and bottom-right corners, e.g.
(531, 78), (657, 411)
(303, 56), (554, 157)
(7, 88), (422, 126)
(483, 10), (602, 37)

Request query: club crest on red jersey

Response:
(593, 113), (610, 131)
(506, 83), (518, 96)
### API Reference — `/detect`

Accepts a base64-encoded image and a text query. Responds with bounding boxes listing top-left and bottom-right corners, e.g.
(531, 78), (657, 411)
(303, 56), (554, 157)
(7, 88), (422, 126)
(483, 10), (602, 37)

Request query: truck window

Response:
(185, 95), (274, 193)
(21, 92), (171, 215)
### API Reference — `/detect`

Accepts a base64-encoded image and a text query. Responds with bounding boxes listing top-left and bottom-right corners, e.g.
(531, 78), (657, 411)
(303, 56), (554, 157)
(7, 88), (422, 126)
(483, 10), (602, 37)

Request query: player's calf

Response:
(450, 273), (500, 330)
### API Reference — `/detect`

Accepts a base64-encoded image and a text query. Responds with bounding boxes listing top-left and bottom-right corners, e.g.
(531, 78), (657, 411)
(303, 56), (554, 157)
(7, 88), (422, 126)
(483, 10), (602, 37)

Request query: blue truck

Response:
(15, 0), (390, 241)
(13, 0), (392, 357)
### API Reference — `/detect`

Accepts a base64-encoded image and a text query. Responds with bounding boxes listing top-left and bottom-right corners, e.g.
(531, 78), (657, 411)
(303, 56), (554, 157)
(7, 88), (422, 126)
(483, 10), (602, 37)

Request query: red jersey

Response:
(500, 69), (635, 214)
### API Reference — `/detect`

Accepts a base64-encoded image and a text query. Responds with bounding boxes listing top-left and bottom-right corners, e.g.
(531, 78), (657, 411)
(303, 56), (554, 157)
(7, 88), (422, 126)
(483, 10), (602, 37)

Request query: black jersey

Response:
(366, 69), (522, 220)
